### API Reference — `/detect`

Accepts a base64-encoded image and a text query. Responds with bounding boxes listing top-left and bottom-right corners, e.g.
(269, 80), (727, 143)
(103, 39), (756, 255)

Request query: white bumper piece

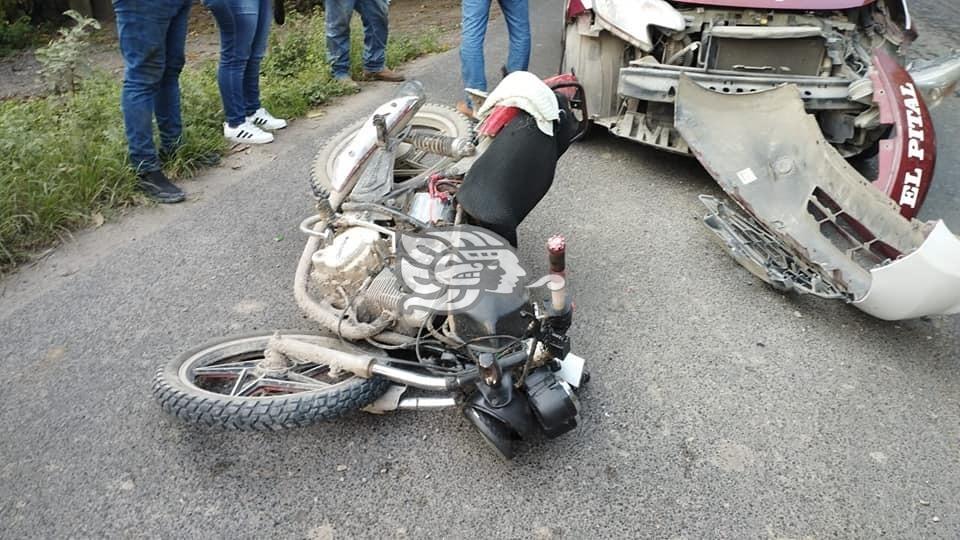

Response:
(855, 220), (960, 320)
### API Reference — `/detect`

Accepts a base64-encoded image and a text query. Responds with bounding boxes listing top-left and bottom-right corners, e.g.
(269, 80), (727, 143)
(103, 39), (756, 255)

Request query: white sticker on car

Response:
(737, 168), (758, 185)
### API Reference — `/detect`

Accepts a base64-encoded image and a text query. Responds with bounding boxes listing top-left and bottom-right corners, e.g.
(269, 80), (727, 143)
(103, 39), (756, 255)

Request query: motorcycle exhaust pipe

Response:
(397, 397), (457, 410)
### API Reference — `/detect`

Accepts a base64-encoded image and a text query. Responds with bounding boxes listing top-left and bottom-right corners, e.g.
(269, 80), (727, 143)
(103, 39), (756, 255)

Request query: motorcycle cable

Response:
(335, 277), (374, 347)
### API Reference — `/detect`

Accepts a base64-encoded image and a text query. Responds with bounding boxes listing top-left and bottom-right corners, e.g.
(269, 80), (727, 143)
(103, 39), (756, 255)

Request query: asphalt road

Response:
(2, 1), (959, 538)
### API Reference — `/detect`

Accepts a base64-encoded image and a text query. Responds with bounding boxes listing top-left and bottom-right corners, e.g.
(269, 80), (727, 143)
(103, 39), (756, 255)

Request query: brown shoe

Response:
(456, 101), (475, 119)
(361, 68), (406, 82)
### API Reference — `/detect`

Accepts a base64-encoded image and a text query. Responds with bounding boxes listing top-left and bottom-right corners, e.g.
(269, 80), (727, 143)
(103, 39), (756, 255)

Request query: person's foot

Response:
(361, 68), (406, 82)
(224, 121), (274, 145)
(456, 101), (475, 119)
(246, 107), (287, 130)
(334, 75), (360, 92)
(137, 170), (186, 204)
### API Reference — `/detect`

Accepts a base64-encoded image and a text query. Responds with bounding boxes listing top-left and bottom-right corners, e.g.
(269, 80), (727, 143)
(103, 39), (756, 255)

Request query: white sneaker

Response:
(246, 108), (287, 130)
(224, 121), (274, 144)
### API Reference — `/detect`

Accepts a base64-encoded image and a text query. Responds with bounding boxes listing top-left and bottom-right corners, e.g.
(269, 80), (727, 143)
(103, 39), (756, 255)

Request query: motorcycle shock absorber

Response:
(403, 133), (476, 159)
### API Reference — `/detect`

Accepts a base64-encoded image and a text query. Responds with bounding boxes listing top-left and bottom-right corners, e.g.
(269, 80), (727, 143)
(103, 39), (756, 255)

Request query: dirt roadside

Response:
(0, 0), (467, 100)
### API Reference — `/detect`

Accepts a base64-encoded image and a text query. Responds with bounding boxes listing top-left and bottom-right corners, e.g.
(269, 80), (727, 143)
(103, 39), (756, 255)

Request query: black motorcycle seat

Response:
(458, 94), (577, 246)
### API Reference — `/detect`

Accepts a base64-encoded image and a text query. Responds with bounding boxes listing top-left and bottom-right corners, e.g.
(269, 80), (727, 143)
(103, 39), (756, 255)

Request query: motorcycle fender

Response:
(675, 76), (960, 320)
(870, 49), (937, 218)
(589, 0), (685, 52)
(855, 221), (960, 320)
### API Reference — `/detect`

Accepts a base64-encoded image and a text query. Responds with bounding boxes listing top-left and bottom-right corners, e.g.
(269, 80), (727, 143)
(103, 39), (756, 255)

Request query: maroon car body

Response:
(671, 0), (875, 9)
(870, 49), (936, 218)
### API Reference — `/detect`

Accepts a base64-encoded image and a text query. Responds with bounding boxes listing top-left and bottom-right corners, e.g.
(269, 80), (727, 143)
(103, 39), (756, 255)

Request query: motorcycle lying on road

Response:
(153, 74), (591, 459)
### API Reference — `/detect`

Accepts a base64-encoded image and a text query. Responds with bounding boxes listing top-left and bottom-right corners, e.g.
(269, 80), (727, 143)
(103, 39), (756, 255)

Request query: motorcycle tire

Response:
(310, 103), (473, 196)
(152, 331), (391, 431)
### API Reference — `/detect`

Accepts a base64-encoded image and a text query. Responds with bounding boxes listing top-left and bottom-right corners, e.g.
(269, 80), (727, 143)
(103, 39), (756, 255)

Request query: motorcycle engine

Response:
(310, 226), (385, 305)
(310, 189), (531, 339)
(309, 221), (429, 334)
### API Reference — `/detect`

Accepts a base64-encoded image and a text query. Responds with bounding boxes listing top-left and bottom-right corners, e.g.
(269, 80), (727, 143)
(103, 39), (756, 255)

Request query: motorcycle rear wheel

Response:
(310, 103), (472, 193)
(152, 331), (390, 431)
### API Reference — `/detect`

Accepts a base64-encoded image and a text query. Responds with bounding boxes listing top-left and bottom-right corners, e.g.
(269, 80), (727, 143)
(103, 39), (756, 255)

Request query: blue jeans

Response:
(114, 0), (192, 173)
(205, 0), (272, 127)
(324, 0), (389, 78)
(461, 0), (530, 104)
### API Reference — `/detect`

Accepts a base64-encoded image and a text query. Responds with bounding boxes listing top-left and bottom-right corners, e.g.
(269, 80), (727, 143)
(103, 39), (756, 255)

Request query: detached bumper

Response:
(675, 75), (960, 321)
(856, 221), (960, 320)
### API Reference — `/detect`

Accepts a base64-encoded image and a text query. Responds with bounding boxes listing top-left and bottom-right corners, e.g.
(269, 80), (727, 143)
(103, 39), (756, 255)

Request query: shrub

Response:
(35, 9), (101, 93)
(0, 15), (32, 56)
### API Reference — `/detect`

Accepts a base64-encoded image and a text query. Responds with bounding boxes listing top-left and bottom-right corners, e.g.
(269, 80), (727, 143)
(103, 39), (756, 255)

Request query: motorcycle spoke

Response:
(298, 364), (328, 377)
(259, 377), (330, 393)
(236, 375), (266, 397)
(182, 338), (363, 398)
(286, 371), (332, 388)
(407, 149), (430, 166)
(228, 368), (250, 396)
(194, 360), (261, 375)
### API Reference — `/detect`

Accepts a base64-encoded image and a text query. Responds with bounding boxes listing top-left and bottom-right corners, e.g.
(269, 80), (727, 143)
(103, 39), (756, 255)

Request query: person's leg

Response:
(356, 0), (387, 73)
(498, 0), (530, 73)
(156, 0), (192, 156)
(355, 0), (403, 80)
(460, 0), (492, 102)
(242, 0), (270, 116)
(114, 0), (168, 173)
(325, 0), (356, 79)
(208, 0), (257, 127)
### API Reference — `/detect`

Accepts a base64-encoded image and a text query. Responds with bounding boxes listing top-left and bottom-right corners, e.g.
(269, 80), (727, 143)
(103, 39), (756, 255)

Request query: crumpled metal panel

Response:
(700, 195), (846, 299)
(675, 75), (927, 302)
(591, 0), (685, 51)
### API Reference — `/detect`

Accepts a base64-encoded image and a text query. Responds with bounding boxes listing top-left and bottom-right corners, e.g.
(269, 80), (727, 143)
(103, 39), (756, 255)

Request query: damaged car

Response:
(562, 0), (960, 320)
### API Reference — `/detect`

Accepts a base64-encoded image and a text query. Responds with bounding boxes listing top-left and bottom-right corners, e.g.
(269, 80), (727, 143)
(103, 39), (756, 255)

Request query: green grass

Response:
(0, 16), (33, 57)
(0, 12), (444, 269)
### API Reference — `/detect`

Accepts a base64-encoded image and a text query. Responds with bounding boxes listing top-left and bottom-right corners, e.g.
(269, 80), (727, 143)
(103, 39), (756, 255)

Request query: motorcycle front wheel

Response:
(152, 332), (390, 431)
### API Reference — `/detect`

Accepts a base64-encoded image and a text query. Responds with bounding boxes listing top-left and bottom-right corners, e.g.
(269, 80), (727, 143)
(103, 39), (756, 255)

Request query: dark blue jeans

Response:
(114, 0), (193, 173)
(324, 0), (389, 79)
(461, 0), (530, 105)
(205, 0), (271, 127)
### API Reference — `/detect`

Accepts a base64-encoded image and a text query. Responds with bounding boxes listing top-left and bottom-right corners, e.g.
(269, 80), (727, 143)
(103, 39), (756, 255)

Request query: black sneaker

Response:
(137, 170), (186, 204)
